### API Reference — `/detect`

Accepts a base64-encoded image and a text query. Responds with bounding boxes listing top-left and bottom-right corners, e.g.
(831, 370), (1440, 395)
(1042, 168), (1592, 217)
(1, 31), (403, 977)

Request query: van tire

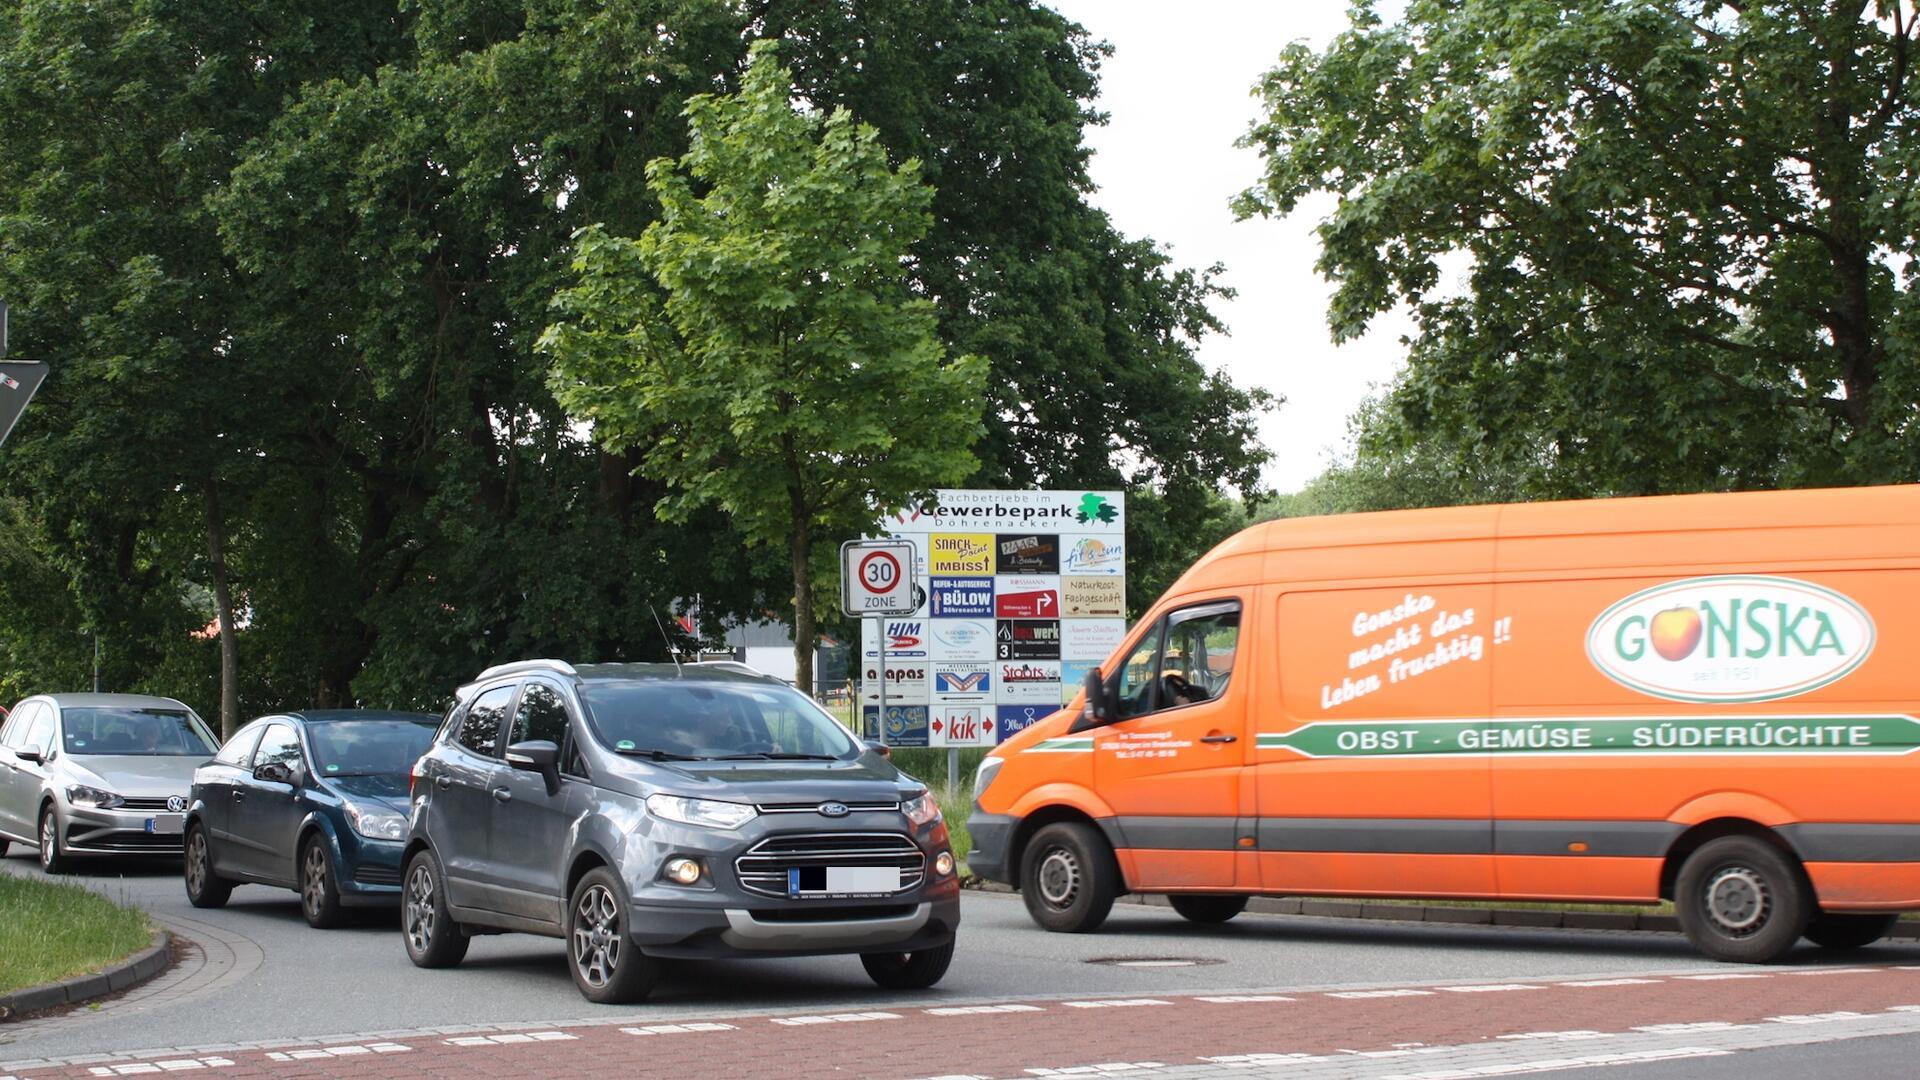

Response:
(1021, 822), (1119, 933)
(1804, 913), (1899, 951)
(1675, 835), (1810, 963)
(861, 940), (955, 990)
(1169, 894), (1249, 925)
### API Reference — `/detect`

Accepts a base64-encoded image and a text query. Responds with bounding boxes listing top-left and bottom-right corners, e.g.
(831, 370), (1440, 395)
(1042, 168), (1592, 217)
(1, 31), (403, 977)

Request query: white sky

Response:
(1048, 0), (1415, 494)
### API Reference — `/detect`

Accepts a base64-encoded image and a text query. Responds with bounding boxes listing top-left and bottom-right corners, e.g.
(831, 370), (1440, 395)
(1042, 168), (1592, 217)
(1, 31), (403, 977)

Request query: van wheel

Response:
(1804, 913), (1899, 950)
(1675, 835), (1810, 963)
(567, 868), (660, 1004)
(1021, 822), (1119, 933)
(184, 825), (233, 908)
(402, 850), (470, 968)
(301, 838), (347, 929)
(1170, 894), (1249, 925)
(862, 940), (955, 989)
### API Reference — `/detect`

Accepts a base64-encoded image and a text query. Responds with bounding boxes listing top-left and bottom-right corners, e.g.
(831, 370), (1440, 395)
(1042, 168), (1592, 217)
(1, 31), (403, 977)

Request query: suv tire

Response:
(1675, 835), (1810, 963)
(1021, 822), (1120, 933)
(567, 868), (659, 1004)
(862, 940), (955, 989)
(1170, 894), (1249, 924)
(402, 849), (470, 968)
(1804, 912), (1898, 951)
(301, 837), (347, 929)
(38, 805), (70, 875)
(184, 824), (233, 908)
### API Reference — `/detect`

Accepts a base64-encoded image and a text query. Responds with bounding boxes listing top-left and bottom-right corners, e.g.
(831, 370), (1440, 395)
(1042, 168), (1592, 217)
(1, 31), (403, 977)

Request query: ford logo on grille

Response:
(167, 795), (187, 812)
(817, 802), (850, 818)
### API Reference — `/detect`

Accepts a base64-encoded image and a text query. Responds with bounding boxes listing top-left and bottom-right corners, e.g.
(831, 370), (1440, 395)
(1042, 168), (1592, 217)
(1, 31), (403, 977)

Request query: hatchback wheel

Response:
(1675, 835), (1810, 963)
(566, 868), (659, 1004)
(402, 850), (469, 968)
(38, 806), (71, 874)
(861, 939), (955, 989)
(301, 837), (347, 929)
(183, 824), (233, 908)
(1020, 822), (1120, 933)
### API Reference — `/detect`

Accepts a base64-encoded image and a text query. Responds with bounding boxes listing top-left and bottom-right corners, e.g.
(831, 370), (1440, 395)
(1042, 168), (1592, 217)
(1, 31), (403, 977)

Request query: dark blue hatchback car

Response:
(182, 710), (438, 927)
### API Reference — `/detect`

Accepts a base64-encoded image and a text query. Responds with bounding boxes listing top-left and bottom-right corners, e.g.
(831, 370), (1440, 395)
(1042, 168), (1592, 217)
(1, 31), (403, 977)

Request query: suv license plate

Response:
(144, 814), (183, 835)
(788, 866), (900, 897)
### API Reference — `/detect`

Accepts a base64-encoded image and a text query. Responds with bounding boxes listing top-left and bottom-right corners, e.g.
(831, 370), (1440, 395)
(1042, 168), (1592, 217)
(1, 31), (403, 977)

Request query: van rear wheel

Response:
(861, 940), (955, 990)
(1021, 822), (1119, 933)
(1169, 894), (1249, 925)
(1804, 913), (1899, 951)
(1675, 835), (1810, 963)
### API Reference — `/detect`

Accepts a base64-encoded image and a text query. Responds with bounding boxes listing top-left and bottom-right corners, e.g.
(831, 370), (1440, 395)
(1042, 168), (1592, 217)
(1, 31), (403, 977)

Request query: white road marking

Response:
(265, 1043), (409, 1061)
(1790, 968), (1876, 976)
(1326, 989), (1434, 999)
(926, 1004), (1047, 1016)
(1677, 973), (1769, 980)
(1767, 1011), (1869, 1024)
(1436, 983), (1543, 993)
(1559, 977), (1662, 987)
(87, 1059), (235, 1076)
(1194, 994), (1297, 1003)
(444, 1031), (576, 1046)
(1495, 1031), (1612, 1041)
(1200, 1053), (1317, 1067)
(621, 1022), (737, 1035)
(770, 1011), (901, 1026)
(1633, 1022), (1749, 1034)
(1380, 1046), (1732, 1079)
(1061, 999), (1171, 1009)
(1023, 1063), (1165, 1075)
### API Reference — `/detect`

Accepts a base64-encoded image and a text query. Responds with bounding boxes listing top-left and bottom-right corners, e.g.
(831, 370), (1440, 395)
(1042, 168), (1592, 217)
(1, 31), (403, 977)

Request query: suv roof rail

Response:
(689, 660), (771, 679)
(474, 658), (579, 683)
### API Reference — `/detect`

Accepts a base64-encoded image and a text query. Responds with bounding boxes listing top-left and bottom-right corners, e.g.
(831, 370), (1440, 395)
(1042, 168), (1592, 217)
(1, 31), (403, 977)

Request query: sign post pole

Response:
(876, 616), (887, 749)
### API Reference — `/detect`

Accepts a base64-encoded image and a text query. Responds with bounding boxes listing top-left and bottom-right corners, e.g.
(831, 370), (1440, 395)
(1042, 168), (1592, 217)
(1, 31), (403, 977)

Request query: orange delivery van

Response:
(965, 484), (1920, 963)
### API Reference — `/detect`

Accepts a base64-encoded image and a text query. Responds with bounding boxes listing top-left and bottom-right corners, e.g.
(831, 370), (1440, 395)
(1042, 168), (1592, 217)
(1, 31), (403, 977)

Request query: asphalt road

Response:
(6, 849), (1920, 1077)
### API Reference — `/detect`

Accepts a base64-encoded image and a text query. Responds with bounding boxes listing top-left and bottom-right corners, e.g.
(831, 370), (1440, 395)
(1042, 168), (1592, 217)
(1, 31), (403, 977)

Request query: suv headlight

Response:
(902, 791), (941, 827)
(343, 801), (408, 841)
(974, 755), (1004, 800)
(66, 785), (123, 809)
(646, 794), (756, 830)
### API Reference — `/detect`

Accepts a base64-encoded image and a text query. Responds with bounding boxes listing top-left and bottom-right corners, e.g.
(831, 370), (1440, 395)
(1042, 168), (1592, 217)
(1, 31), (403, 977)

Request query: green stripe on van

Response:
(1256, 715), (1920, 758)
(1027, 736), (1095, 753)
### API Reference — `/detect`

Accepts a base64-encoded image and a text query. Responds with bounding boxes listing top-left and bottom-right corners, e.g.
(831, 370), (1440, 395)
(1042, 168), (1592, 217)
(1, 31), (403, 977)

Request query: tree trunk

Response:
(789, 510), (815, 697)
(202, 483), (241, 740)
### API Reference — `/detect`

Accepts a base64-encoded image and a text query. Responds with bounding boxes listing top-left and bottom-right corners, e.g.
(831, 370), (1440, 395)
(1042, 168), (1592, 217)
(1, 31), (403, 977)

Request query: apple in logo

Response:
(1649, 606), (1702, 661)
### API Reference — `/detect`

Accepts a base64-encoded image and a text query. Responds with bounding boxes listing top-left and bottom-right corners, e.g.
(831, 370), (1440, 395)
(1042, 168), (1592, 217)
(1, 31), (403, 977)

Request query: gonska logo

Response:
(1586, 575), (1876, 703)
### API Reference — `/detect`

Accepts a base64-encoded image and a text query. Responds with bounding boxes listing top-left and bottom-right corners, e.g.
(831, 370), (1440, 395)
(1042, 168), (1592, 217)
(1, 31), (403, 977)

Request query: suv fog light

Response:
(934, 851), (955, 877)
(664, 857), (704, 885)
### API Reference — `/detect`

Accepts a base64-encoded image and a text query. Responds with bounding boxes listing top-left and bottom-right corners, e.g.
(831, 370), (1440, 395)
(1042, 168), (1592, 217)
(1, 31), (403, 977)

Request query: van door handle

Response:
(1200, 733), (1237, 744)
(491, 788), (512, 803)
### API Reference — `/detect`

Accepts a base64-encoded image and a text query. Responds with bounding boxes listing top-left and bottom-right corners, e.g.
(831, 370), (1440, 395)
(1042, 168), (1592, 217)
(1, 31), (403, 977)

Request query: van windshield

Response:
(580, 682), (859, 761)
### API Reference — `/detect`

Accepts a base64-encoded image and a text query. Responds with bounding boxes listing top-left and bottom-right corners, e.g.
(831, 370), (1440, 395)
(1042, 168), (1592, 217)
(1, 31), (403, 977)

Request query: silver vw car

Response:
(0, 693), (219, 872)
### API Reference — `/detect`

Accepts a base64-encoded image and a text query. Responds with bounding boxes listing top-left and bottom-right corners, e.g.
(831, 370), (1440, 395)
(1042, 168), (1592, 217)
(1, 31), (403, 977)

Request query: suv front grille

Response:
(734, 832), (925, 899)
(756, 800), (901, 815)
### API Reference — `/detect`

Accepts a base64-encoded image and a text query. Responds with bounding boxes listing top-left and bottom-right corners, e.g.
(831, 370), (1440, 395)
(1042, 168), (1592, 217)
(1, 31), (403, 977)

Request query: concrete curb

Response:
(961, 878), (1920, 936)
(0, 928), (171, 1021)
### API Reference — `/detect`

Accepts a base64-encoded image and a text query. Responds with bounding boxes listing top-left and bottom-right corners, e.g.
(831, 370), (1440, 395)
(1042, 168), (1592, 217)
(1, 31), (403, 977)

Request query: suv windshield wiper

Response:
(708, 752), (841, 761)
(610, 747), (703, 761)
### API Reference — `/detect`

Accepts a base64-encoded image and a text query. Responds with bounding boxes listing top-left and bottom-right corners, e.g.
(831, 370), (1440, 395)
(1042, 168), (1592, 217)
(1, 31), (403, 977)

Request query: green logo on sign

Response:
(1075, 494), (1117, 525)
(1256, 716), (1920, 757)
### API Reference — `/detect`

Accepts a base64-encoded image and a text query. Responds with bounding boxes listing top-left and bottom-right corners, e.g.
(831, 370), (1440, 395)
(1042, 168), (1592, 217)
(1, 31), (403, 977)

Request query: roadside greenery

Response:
(0, 874), (152, 995)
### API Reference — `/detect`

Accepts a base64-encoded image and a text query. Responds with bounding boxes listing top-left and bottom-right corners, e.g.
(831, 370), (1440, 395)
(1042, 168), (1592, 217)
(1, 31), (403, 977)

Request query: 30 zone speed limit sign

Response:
(841, 540), (918, 617)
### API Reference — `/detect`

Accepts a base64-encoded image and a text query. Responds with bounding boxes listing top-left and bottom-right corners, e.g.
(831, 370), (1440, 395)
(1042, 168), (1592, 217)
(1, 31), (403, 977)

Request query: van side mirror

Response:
(506, 739), (561, 794)
(1071, 668), (1111, 732)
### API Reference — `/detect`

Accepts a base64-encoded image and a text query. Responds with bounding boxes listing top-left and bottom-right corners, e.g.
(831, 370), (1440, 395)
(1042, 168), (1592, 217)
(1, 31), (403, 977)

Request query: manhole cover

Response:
(1085, 956), (1224, 968)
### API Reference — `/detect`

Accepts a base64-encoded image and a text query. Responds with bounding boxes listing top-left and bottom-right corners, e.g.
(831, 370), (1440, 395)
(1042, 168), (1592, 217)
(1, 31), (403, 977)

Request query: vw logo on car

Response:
(166, 795), (187, 812)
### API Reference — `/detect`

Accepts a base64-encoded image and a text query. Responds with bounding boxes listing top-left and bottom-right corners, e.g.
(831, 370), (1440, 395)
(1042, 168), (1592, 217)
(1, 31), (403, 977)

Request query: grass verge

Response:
(0, 872), (153, 995)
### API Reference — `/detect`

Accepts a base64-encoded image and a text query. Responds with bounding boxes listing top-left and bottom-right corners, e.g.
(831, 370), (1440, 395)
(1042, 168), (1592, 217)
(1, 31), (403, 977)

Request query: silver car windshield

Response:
(581, 682), (859, 761)
(62, 708), (217, 757)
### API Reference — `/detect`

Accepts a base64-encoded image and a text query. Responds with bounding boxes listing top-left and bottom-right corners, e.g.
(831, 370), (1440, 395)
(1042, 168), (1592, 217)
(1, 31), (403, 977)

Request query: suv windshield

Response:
(308, 719), (438, 777)
(62, 707), (217, 757)
(581, 681), (859, 760)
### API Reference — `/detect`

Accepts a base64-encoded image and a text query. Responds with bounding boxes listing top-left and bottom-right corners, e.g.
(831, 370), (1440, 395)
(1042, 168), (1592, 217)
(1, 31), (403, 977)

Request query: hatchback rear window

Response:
(580, 682), (858, 761)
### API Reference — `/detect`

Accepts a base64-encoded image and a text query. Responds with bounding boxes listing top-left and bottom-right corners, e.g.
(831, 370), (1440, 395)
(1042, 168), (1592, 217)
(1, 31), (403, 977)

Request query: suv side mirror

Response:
(1071, 667), (1111, 733)
(863, 739), (891, 760)
(253, 761), (292, 784)
(506, 739), (561, 794)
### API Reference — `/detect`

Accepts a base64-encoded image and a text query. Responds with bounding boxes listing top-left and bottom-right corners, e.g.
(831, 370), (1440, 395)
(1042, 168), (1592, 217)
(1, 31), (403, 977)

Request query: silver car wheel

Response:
(405, 862), (438, 954)
(39, 810), (56, 870)
(571, 883), (622, 989)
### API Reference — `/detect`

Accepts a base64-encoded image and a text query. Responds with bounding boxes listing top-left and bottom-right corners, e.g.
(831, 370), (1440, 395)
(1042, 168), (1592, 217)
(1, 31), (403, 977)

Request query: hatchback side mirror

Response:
(506, 739), (561, 794)
(253, 761), (292, 784)
(14, 746), (42, 764)
(1071, 667), (1111, 733)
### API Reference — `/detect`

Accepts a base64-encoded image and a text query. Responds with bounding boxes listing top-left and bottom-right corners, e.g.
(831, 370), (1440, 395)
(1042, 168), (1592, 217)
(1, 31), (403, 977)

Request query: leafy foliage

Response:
(1240, 0), (1920, 498)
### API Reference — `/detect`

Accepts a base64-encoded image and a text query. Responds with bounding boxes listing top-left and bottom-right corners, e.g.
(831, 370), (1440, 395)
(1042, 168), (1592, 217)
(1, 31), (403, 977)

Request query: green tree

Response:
(1238, 1), (1920, 499)
(543, 42), (988, 694)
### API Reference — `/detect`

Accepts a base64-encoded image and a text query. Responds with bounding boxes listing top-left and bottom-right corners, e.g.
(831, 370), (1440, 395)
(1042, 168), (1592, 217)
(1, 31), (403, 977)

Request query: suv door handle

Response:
(1200, 733), (1237, 744)
(231, 789), (246, 800)
(490, 788), (512, 803)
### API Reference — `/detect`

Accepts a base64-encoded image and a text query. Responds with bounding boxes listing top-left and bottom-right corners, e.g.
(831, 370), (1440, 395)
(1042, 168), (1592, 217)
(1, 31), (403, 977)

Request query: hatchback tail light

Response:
(409, 759), (426, 798)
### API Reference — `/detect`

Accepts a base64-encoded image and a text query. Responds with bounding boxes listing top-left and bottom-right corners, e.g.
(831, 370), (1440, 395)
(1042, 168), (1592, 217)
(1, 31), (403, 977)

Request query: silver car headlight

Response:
(343, 801), (408, 841)
(66, 785), (124, 809)
(646, 794), (756, 830)
(902, 791), (941, 827)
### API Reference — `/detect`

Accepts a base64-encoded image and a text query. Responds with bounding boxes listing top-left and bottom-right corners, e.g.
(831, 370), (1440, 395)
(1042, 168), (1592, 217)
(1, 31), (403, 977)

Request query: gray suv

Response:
(401, 660), (960, 1003)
